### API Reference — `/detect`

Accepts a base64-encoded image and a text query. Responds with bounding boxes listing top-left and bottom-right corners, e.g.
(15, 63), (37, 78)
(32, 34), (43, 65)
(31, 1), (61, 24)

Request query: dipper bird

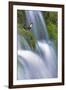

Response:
(23, 23), (33, 31)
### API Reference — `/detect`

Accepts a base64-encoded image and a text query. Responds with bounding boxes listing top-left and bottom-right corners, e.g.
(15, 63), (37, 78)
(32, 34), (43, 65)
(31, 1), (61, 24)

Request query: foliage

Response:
(43, 11), (58, 47)
(17, 10), (25, 27)
(18, 24), (36, 50)
(17, 10), (36, 50)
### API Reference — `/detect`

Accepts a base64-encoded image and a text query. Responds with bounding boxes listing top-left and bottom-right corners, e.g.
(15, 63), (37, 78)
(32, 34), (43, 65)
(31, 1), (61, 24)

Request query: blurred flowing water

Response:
(17, 11), (58, 80)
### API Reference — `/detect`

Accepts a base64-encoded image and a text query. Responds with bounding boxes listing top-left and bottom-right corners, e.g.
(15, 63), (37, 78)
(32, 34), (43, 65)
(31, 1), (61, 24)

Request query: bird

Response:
(23, 23), (33, 31)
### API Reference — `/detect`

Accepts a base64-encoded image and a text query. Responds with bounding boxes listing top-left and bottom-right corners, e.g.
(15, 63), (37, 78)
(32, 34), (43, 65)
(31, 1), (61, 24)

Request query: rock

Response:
(18, 28), (36, 50)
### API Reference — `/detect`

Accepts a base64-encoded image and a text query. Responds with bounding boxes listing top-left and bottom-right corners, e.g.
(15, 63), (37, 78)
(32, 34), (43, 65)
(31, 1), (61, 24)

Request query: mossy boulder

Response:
(18, 27), (36, 50)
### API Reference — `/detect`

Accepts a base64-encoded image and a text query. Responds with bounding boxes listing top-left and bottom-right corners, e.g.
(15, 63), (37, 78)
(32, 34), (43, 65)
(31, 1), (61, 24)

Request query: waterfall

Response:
(17, 35), (31, 50)
(17, 11), (58, 80)
(25, 11), (49, 41)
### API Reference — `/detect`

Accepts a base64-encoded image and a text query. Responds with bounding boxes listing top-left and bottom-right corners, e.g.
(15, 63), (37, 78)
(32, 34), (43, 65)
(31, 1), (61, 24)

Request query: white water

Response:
(25, 11), (49, 40)
(17, 11), (58, 80)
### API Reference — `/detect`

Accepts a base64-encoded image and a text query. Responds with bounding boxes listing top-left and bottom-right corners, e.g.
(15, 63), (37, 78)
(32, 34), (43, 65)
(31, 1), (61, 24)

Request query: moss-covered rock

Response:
(18, 27), (36, 50)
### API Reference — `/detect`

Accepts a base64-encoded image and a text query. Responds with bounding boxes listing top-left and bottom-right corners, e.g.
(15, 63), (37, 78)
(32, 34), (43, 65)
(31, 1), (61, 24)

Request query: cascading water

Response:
(25, 11), (49, 41)
(17, 11), (58, 80)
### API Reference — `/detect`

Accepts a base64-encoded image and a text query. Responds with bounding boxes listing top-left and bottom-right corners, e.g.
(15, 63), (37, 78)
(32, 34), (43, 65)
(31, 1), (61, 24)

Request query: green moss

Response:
(47, 22), (57, 47)
(43, 12), (58, 48)
(17, 9), (36, 50)
(17, 10), (25, 26)
(18, 27), (36, 50)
